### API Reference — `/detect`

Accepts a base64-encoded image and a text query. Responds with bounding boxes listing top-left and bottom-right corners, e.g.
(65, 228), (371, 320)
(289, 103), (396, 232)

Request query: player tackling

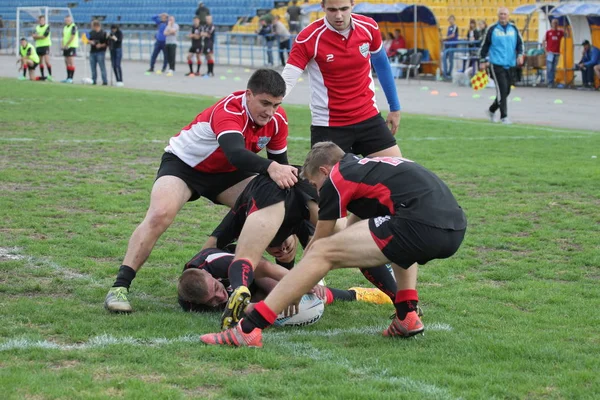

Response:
(201, 142), (467, 347)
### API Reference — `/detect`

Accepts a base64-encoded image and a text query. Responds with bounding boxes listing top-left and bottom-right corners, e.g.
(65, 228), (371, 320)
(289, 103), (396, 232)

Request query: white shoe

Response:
(501, 117), (512, 125)
(486, 109), (495, 122)
(166, 70), (173, 77)
(115, 82), (124, 87)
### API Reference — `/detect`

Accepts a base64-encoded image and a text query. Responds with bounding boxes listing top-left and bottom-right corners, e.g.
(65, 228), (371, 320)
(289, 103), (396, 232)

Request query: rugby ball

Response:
(274, 293), (324, 327)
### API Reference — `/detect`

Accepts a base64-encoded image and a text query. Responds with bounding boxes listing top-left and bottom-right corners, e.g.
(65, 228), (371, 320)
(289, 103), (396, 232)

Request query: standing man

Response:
(88, 20), (108, 86)
(286, 0), (302, 34)
(61, 15), (78, 83)
(200, 15), (216, 77)
(443, 15), (459, 79)
(32, 15), (53, 81)
(195, 1), (211, 24)
(164, 16), (179, 77)
(186, 17), (203, 76)
(18, 37), (40, 81)
(103, 69), (298, 313)
(479, 7), (524, 125)
(281, 0), (420, 329)
(201, 142), (467, 347)
(578, 40), (600, 90)
(108, 25), (124, 86)
(273, 15), (291, 67)
(147, 13), (168, 74)
(543, 19), (564, 88)
(257, 19), (275, 67)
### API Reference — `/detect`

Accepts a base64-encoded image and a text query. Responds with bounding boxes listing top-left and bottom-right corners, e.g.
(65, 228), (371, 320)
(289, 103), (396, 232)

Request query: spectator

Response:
(273, 15), (291, 67)
(61, 15), (78, 83)
(32, 15), (53, 81)
(300, 0), (310, 30)
(187, 17), (203, 76)
(257, 19), (275, 66)
(383, 32), (394, 55)
(0, 16), (4, 49)
(466, 19), (481, 71)
(479, 7), (524, 124)
(147, 13), (168, 74)
(108, 25), (124, 86)
(88, 20), (108, 86)
(195, 1), (211, 25)
(443, 15), (459, 78)
(578, 40), (600, 89)
(286, 0), (302, 34)
(543, 19), (565, 88)
(387, 29), (406, 59)
(18, 37), (39, 81)
(200, 15), (216, 76)
(164, 16), (179, 77)
(477, 20), (488, 41)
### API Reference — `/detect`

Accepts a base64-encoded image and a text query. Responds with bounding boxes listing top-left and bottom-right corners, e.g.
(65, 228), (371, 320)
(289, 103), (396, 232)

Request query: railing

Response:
(441, 39), (482, 76)
(1, 28), (294, 69)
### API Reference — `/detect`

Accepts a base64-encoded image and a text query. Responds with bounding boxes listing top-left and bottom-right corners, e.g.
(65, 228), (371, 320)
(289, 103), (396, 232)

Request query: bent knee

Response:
(145, 208), (177, 231)
(310, 239), (345, 269)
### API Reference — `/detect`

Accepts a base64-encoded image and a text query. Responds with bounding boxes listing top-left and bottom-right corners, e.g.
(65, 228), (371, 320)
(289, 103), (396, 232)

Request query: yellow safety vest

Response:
(20, 43), (40, 64)
(63, 23), (78, 48)
(35, 24), (51, 47)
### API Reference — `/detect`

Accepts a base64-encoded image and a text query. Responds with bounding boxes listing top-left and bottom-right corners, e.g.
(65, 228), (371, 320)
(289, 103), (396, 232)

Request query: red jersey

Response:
(165, 91), (288, 173)
(287, 14), (383, 127)
(545, 29), (564, 53)
(387, 36), (406, 56)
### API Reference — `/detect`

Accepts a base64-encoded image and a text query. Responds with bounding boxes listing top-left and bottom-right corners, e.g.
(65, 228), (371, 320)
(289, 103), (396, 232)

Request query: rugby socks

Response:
(112, 265), (136, 289)
(188, 60), (193, 74)
(196, 61), (202, 74)
(395, 289), (419, 320)
(327, 288), (355, 304)
(207, 59), (214, 74)
(66, 65), (75, 79)
(241, 301), (277, 333)
(228, 259), (254, 289)
(23, 67), (27, 77)
(40, 65), (45, 78)
(47, 65), (52, 76)
(360, 265), (397, 302)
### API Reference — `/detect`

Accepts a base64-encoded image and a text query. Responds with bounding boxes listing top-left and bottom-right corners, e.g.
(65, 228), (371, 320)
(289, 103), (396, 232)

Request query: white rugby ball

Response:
(274, 293), (324, 327)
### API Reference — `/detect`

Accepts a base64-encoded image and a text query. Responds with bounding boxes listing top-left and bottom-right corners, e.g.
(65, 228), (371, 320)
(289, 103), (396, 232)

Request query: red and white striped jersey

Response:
(165, 91), (288, 173)
(287, 14), (383, 127)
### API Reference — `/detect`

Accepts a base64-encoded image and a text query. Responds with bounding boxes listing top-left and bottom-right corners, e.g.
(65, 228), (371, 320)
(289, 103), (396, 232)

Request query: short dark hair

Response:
(247, 69), (286, 98)
(91, 20), (101, 28)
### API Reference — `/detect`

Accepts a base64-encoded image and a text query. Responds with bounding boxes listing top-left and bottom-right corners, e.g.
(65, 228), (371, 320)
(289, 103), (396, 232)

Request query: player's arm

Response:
(282, 33), (310, 97)
(66, 26), (77, 48)
(370, 47), (401, 135)
(303, 220), (337, 254)
(254, 258), (290, 281)
(201, 209), (240, 251)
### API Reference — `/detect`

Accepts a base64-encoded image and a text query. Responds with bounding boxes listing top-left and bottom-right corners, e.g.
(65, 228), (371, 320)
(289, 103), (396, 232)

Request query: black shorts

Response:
(369, 216), (466, 269)
(27, 62), (39, 69)
(156, 152), (255, 203)
(201, 42), (213, 55)
(310, 114), (397, 156)
(189, 46), (202, 54)
(63, 48), (76, 57)
(36, 46), (50, 56)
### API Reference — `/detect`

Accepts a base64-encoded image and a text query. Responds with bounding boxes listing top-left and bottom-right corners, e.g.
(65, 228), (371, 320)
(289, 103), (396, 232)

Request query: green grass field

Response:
(1, 78), (599, 400)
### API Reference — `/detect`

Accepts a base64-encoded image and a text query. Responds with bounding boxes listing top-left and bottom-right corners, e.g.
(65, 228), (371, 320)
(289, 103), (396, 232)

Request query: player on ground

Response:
(186, 17), (203, 76)
(178, 247), (388, 313)
(32, 15), (53, 81)
(18, 37), (40, 81)
(61, 15), (78, 83)
(281, 0), (421, 312)
(104, 69), (298, 314)
(201, 142), (467, 347)
(203, 173), (396, 329)
(199, 15), (216, 77)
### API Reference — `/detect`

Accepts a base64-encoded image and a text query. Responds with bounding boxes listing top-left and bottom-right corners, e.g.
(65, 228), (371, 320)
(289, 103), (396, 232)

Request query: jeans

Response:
(165, 44), (177, 71)
(90, 51), (107, 84)
(110, 48), (123, 82)
(278, 39), (290, 66)
(443, 48), (455, 77)
(581, 65), (595, 87)
(264, 39), (274, 66)
(546, 53), (559, 85)
(149, 40), (167, 70)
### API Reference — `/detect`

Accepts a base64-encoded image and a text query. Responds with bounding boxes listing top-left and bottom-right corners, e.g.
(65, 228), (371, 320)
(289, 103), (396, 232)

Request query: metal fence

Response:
(1, 27), (291, 68)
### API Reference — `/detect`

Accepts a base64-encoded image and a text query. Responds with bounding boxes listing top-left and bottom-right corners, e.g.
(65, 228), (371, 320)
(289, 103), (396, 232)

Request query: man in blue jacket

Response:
(147, 13), (169, 74)
(578, 40), (600, 89)
(479, 7), (524, 125)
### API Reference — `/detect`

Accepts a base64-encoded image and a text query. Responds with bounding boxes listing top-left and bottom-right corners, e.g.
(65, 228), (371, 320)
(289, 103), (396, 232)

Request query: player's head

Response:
(38, 15), (45, 24)
(246, 69), (285, 126)
(20, 37), (27, 46)
(497, 7), (509, 25)
(178, 269), (229, 311)
(64, 15), (72, 25)
(111, 24), (118, 32)
(582, 39), (590, 50)
(302, 141), (345, 191)
(266, 235), (298, 263)
(193, 16), (200, 26)
(91, 20), (101, 31)
(321, 0), (353, 32)
(205, 15), (212, 24)
(551, 19), (558, 29)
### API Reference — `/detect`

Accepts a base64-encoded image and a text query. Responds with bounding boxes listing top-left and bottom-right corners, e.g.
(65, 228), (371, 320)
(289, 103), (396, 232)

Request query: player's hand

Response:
(480, 62), (488, 71)
(517, 55), (524, 67)
(386, 110), (401, 136)
(283, 301), (300, 317)
(309, 285), (328, 301)
(267, 162), (298, 189)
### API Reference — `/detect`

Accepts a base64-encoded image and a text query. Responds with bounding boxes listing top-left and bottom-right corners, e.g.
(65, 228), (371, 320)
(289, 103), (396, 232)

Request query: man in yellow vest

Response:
(61, 15), (78, 83)
(19, 37), (40, 81)
(32, 15), (53, 81)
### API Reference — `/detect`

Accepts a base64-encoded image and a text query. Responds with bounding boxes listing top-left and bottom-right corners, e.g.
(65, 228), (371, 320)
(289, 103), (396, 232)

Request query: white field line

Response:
(425, 116), (599, 135)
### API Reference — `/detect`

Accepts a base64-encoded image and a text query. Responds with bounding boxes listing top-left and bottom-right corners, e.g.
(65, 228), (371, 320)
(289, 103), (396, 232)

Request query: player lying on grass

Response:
(202, 171), (398, 330)
(178, 246), (391, 314)
(200, 142), (467, 347)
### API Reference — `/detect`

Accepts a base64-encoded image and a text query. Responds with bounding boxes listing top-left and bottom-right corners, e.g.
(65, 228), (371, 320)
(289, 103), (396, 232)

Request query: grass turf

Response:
(1, 78), (599, 400)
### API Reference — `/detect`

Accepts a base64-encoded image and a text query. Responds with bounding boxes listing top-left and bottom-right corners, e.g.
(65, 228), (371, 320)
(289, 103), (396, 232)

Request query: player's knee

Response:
(145, 208), (176, 231)
(309, 239), (337, 270)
